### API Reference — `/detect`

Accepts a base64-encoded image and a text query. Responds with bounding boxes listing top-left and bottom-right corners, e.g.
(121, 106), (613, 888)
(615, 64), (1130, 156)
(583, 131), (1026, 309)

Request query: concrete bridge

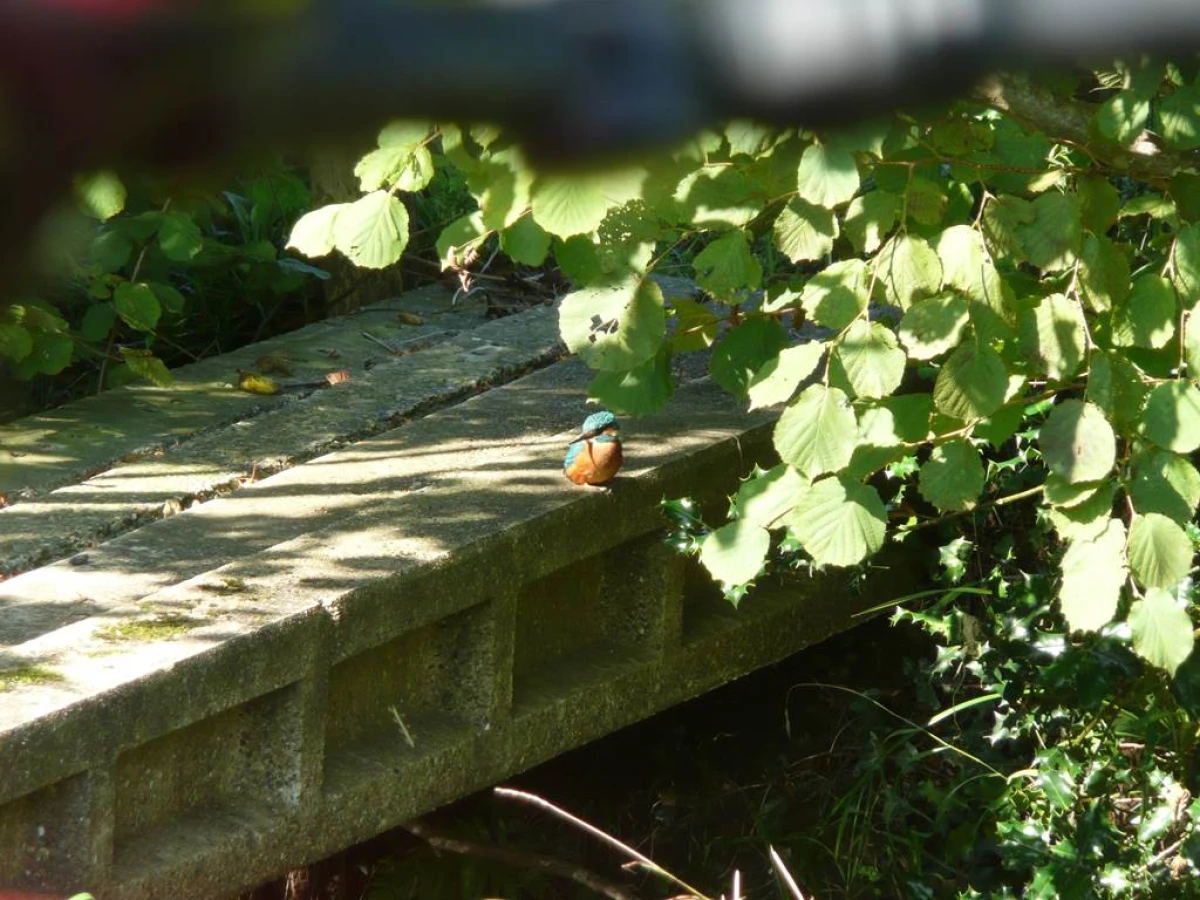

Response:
(0, 286), (919, 899)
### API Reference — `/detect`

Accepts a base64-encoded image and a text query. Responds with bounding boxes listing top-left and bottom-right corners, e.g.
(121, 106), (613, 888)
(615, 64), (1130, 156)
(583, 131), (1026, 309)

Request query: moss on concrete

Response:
(95, 616), (200, 642)
(0, 665), (65, 692)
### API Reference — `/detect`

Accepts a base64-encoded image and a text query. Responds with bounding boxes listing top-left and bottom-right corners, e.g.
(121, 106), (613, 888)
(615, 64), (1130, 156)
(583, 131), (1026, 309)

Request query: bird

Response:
(563, 410), (623, 486)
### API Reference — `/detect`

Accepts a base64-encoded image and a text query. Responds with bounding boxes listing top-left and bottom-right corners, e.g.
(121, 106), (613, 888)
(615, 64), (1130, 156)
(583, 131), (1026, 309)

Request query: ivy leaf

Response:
(1130, 450), (1200, 526)
(699, 519), (771, 591)
(774, 198), (837, 263)
(844, 191), (899, 254)
(1016, 193), (1082, 271)
(785, 476), (887, 568)
(919, 439), (984, 513)
(1040, 400), (1116, 484)
(710, 318), (789, 397)
(332, 191), (409, 269)
(797, 142), (860, 208)
(500, 215), (551, 266)
(693, 230), (762, 303)
(746, 342), (826, 410)
(1129, 588), (1195, 676)
(1159, 86), (1200, 151)
(119, 347), (172, 387)
(736, 464), (808, 528)
(113, 282), (161, 333)
(836, 320), (906, 400)
(1020, 293), (1086, 381)
(1059, 518), (1128, 632)
(560, 277), (665, 372)
(933, 342), (1007, 420)
(74, 170), (126, 221)
(158, 212), (204, 262)
(587, 348), (674, 416)
(1110, 274), (1176, 349)
(1141, 380), (1200, 454)
(1128, 513), (1194, 590)
(287, 204), (344, 259)
(874, 234), (943, 310)
(774, 385), (857, 478)
(898, 293), (970, 360)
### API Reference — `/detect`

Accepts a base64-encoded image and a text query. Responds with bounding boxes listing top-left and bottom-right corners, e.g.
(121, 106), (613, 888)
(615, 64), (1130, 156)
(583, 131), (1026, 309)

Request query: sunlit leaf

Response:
(1059, 518), (1128, 632)
(1129, 588), (1195, 675)
(1040, 400), (1116, 485)
(785, 476), (886, 568)
(700, 519), (771, 590)
(1127, 513), (1194, 590)
(919, 440), (984, 512)
(774, 385), (857, 478)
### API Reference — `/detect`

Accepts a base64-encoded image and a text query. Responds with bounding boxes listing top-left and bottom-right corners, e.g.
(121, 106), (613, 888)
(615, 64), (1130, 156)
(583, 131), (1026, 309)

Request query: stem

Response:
(903, 484), (1046, 533)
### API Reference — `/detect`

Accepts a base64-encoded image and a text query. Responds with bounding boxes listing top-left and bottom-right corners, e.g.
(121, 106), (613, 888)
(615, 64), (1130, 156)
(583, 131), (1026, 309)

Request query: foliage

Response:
(1, 164), (328, 412)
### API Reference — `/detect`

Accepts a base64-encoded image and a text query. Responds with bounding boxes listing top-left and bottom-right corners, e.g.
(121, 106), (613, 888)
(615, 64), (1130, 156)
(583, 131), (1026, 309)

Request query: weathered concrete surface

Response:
(0, 288), (922, 899)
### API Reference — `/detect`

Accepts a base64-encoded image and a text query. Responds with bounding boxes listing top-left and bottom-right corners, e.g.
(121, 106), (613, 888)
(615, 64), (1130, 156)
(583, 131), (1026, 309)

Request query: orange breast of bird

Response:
(564, 436), (623, 485)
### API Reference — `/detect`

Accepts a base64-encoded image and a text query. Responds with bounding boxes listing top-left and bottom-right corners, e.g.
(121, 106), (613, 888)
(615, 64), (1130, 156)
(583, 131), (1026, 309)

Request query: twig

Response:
(902, 484), (1046, 533)
(360, 329), (455, 354)
(399, 818), (640, 900)
(769, 847), (809, 900)
(389, 706), (415, 749)
(494, 787), (709, 899)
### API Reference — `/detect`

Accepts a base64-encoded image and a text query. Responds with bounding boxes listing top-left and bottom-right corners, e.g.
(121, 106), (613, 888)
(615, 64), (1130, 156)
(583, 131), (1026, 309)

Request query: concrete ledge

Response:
(0, 323), (922, 898)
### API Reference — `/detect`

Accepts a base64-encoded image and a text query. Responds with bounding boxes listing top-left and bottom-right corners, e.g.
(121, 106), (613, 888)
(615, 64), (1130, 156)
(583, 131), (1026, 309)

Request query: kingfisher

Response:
(563, 410), (623, 486)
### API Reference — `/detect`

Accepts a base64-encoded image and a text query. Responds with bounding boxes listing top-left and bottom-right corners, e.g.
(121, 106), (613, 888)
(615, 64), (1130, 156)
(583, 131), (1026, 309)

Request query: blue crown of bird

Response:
(563, 410), (623, 486)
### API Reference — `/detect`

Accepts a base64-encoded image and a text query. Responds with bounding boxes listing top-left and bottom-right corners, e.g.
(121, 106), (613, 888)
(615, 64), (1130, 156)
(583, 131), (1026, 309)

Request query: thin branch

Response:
(494, 787), (710, 900)
(902, 484), (1046, 533)
(399, 818), (640, 900)
(768, 847), (808, 900)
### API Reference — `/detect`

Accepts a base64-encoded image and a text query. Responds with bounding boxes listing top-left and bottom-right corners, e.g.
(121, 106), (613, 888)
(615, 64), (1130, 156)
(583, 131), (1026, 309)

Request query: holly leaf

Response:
(560, 277), (665, 372)
(700, 519), (771, 592)
(785, 476), (887, 568)
(1128, 513), (1194, 590)
(836, 320), (906, 400)
(774, 385), (857, 478)
(919, 439), (985, 512)
(1059, 518), (1128, 632)
(1040, 400), (1116, 484)
(1129, 588), (1195, 676)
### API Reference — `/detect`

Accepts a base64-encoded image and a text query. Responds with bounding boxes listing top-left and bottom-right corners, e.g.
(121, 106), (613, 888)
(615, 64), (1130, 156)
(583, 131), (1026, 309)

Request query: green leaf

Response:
(79, 302), (117, 341)
(774, 198), (837, 263)
(500, 215), (551, 266)
(932, 342), (1008, 420)
(797, 142), (860, 208)
(1141, 380), (1200, 453)
(1016, 192), (1082, 272)
(157, 212), (203, 262)
(12, 329), (74, 378)
(676, 166), (763, 228)
(1129, 588), (1195, 676)
(119, 347), (172, 387)
(699, 519), (771, 590)
(1078, 235), (1130, 313)
(785, 476), (886, 568)
(918, 439), (984, 512)
(332, 190), (409, 269)
(436, 211), (489, 270)
(1088, 350), (1147, 434)
(1020, 293), (1086, 381)
(1095, 90), (1152, 146)
(1111, 274), (1176, 349)
(898, 293), (970, 360)
(746, 342), (826, 410)
(844, 191), (899, 254)
(1078, 176), (1121, 235)
(113, 282), (161, 333)
(89, 230), (134, 273)
(982, 195), (1034, 264)
(693, 230), (762, 303)
(1174, 224), (1200, 306)
(736, 464), (808, 528)
(836, 320), (906, 400)
(148, 281), (186, 315)
(905, 177), (948, 227)
(74, 170), (126, 221)
(1128, 513), (1194, 590)
(669, 297), (720, 353)
(794, 259), (869, 328)
(1130, 450), (1200, 525)
(936, 225), (1002, 308)
(587, 348), (674, 416)
(774, 385), (857, 478)
(1059, 518), (1128, 632)
(554, 236), (603, 284)
(1048, 482), (1117, 542)
(0, 322), (33, 362)
(1160, 86), (1200, 151)
(709, 318), (789, 397)
(560, 277), (665, 372)
(1040, 400), (1116, 484)
(287, 204), (344, 259)
(355, 144), (434, 193)
(1044, 474), (1104, 509)
(874, 234), (942, 310)
(533, 170), (643, 238)
(479, 152), (535, 231)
